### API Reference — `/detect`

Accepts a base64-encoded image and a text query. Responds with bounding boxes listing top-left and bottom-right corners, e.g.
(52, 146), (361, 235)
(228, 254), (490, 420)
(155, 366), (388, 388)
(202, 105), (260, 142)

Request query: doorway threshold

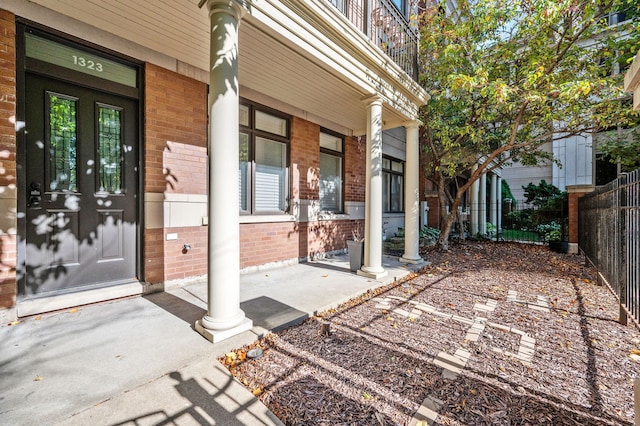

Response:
(17, 282), (144, 318)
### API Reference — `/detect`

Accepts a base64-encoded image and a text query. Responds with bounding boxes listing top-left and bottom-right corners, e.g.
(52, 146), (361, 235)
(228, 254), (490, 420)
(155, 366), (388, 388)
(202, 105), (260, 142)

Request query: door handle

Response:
(28, 182), (42, 208)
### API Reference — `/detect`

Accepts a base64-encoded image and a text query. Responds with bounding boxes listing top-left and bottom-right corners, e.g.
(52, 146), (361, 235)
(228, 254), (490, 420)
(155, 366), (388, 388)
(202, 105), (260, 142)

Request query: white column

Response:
(358, 96), (387, 279)
(497, 176), (502, 233)
(490, 173), (498, 228)
(479, 173), (487, 235)
(400, 120), (423, 264)
(470, 165), (479, 236)
(196, 0), (252, 343)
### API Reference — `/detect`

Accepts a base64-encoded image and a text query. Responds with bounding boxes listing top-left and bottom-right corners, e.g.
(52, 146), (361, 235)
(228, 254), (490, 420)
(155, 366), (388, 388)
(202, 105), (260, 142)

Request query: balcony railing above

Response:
(328, 0), (419, 81)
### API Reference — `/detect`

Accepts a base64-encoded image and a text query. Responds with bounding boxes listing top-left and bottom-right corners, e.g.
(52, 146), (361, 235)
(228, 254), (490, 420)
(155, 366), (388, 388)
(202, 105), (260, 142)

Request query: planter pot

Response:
(347, 240), (364, 272)
(549, 241), (569, 253)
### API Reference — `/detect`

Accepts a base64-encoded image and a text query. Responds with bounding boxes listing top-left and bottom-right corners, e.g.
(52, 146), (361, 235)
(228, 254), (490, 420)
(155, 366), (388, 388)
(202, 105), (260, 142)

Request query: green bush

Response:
(419, 226), (440, 245)
(535, 221), (561, 242)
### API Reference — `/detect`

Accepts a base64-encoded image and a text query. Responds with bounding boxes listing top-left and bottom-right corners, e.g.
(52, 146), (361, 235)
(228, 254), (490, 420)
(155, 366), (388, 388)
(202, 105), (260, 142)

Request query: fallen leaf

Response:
(252, 388), (263, 396)
(35, 316), (42, 320)
(8, 320), (19, 326)
(69, 308), (78, 313)
(362, 391), (371, 400)
(322, 274), (329, 278)
(631, 349), (640, 356)
(34, 376), (43, 381)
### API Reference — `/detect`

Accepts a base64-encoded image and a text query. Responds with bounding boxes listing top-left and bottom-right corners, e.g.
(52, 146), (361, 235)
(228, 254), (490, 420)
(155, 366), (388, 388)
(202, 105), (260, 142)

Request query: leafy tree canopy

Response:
(417, 0), (640, 247)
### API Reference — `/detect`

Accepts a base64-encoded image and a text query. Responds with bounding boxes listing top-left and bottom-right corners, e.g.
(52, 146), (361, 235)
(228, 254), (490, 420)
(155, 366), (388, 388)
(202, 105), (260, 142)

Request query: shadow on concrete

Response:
(302, 260), (353, 274)
(112, 366), (280, 426)
(241, 296), (308, 333)
(144, 291), (206, 326)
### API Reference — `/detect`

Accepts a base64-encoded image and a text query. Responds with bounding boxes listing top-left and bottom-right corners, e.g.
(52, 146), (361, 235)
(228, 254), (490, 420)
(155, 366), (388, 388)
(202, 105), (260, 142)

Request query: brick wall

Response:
(290, 116), (319, 201)
(144, 63), (208, 282)
(143, 67), (367, 277)
(568, 192), (583, 244)
(345, 135), (365, 202)
(144, 63), (207, 194)
(240, 221), (299, 267)
(239, 119), (366, 266)
(304, 220), (364, 259)
(0, 9), (16, 309)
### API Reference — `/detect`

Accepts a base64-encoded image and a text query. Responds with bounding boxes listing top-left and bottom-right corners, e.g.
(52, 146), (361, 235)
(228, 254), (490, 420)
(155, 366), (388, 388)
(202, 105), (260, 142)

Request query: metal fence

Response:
(445, 200), (565, 243)
(500, 200), (566, 244)
(579, 169), (640, 325)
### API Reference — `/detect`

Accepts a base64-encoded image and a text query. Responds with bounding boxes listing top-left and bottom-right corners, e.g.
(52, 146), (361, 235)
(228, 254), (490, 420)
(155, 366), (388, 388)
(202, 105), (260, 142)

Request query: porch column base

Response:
(358, 267), (388, 279)
(400, 256), (424, 265)
(568, 243), (579, 255)
(195, 317), (253, 343)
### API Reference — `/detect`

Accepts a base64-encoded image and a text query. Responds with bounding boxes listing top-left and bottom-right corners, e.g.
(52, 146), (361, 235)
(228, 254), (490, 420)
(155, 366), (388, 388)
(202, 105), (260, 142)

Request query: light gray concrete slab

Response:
(56, 356), (283, 426)
(0, 254), (420, 425)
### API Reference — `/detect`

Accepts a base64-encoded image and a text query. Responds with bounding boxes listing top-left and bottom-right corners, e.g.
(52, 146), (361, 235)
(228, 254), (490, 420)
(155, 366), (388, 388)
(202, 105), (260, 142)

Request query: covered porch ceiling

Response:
(22, 0), (422, 134)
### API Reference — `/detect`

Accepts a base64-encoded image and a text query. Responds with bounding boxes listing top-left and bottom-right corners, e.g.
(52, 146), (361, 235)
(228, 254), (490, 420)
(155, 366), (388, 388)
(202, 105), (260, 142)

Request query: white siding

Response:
(501, 142), (553, 200)
(553, 134), (593, 190)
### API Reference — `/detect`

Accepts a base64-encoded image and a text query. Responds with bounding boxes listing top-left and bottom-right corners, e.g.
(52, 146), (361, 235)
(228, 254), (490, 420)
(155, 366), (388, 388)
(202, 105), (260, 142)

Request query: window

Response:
(392, 0), (407, 16)
(319, 131), (344, 212)
(383, 157), (404, 213)
(595, 153), (619, 186)
(239, 101), (290, 214)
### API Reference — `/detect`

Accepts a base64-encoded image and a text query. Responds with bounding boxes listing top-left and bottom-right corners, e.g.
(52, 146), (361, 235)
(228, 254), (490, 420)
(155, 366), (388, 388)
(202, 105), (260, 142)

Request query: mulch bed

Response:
(221, 242), (640, 425)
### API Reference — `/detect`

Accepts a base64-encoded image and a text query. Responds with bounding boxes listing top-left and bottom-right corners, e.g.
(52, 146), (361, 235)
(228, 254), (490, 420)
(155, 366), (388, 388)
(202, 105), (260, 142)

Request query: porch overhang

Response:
(22, 0), (429, 132)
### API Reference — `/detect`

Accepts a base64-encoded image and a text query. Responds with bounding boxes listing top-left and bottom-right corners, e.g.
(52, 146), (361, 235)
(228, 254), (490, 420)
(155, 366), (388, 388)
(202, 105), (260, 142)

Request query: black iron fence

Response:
(501, 199), (566, 244)
(445, 200), (566, 244)
(579, 169), (640, 325)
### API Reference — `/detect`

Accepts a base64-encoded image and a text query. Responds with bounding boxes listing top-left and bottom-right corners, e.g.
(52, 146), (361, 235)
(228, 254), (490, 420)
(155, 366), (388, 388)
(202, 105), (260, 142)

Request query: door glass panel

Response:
(98, 105), (123, 193)
(48, 93), (77, 192)
(239, 133), (249, 211)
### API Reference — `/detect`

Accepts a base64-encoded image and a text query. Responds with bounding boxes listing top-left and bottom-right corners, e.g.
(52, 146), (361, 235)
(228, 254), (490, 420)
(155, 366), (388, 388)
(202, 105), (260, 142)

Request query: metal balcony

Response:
(328, 0), (419, 81)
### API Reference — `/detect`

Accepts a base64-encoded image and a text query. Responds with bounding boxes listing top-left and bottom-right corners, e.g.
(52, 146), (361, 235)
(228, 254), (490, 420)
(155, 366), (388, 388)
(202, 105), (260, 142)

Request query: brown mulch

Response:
(221, 242), (640, 425)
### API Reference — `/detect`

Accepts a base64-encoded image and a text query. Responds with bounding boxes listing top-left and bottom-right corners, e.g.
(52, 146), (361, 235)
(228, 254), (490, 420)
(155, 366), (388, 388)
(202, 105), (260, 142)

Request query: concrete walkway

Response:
(0, 254), (423, 425)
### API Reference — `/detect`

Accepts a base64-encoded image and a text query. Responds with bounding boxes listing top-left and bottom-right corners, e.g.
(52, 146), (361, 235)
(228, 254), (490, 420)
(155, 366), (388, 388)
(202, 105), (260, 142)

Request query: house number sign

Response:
(25, 32), (137, 88)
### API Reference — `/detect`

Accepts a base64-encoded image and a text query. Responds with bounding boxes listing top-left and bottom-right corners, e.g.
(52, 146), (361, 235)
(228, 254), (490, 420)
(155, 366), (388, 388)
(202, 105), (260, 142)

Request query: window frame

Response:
(319, 129), (345, 213)
(239, 99), (291, 215)
(391, 0), (407, 16)
(382, 155), (405, 213)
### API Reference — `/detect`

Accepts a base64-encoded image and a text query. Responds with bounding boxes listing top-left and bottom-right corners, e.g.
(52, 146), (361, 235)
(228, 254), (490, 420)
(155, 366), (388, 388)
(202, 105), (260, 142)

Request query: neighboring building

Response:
(420, 162), (503, 238)
(0, 0), (429, 341)
(500, 9), (638, 253)
(624, 48), (640, 110)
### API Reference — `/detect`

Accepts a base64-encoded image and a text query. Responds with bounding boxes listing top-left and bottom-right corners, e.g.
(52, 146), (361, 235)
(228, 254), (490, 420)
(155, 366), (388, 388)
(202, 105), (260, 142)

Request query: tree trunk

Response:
(436, 174), (466, 251)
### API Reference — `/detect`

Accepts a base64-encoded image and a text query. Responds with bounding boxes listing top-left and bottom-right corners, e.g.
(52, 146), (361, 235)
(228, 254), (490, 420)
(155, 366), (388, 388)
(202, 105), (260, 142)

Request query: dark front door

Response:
(22, 73), (138, 297)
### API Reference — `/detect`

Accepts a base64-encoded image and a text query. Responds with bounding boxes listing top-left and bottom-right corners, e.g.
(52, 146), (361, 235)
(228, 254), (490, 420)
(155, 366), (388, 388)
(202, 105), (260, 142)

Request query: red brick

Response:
(0, 9), (16, 310)
(144, 63), (207, 194)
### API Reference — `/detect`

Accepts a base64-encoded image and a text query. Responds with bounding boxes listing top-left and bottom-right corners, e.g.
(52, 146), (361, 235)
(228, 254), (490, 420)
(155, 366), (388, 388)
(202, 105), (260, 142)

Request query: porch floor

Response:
(0, 254), (422, 425)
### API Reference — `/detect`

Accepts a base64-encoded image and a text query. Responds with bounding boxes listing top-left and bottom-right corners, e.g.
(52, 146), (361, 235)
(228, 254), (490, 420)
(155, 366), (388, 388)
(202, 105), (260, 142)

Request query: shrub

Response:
(419, 226), (440, 245)
(536, 221), (561, 242)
